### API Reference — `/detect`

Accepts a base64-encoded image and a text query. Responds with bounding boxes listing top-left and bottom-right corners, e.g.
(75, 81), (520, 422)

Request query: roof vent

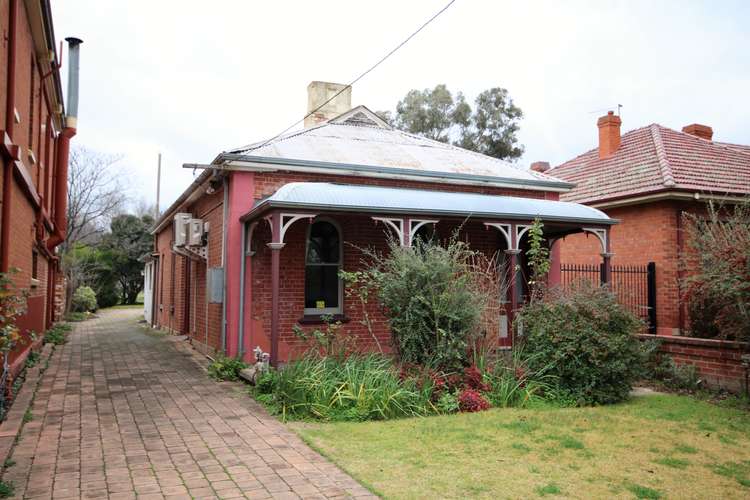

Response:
(304, 81), (352, 128)
(682, 123), (713, 141)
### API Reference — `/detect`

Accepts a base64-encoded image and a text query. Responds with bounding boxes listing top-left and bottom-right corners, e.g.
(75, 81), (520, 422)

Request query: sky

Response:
(51, 0), (750, 211)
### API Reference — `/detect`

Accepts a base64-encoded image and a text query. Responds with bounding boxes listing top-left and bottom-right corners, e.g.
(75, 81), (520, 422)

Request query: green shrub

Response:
(682, 201), (750, 342)
(518, 284), (644, 405)
(374, 238), (487, 372)
(25, 350), (40, 368)
(436, 391), (459, 414)
(0, 480), (13, 498)
(44, 323), (71, 345)
(95, 282), (120, 309)
(253, 354), (435, 421)
(65, 311), (88, 322)
(71, 286), (97, 313)
(207, 355), (248, 381)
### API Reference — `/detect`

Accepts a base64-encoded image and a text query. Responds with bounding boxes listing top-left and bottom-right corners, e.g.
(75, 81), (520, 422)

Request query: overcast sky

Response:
(52, 0), (750, 211)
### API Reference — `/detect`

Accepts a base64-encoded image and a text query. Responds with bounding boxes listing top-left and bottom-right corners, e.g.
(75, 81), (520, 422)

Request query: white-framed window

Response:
(304, 218), (343, 315)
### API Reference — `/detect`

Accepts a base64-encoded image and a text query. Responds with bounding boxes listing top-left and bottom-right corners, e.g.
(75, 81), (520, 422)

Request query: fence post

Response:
(647, 262), (657, 334)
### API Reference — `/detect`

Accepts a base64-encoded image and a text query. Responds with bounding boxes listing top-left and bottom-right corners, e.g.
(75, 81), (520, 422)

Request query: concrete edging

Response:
(0, 343), (55, 469)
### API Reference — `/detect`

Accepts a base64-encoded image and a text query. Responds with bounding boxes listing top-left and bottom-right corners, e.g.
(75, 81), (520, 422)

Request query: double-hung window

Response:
(304, 220), (342, 315)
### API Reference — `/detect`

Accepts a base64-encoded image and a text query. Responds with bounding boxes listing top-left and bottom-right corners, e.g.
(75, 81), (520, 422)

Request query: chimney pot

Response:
(304, 81), (352, 128)
(597, 111), (622, 159)
(530, 161), (550, 173)
(682, 123), (713, 141)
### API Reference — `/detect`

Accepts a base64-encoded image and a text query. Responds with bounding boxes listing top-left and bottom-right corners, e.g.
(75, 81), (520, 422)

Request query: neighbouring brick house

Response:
(546, 112), (750, 390)
(1, 0), (80, 376)
(150, 81), (616, 365)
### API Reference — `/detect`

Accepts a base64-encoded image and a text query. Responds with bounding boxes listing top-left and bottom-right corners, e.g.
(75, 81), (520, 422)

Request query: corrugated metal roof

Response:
(244, 182), (614, 225)
(227, 107), (569, 188)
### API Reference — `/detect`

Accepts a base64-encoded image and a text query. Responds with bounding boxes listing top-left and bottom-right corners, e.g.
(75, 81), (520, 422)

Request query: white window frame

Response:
(303, 217), (343, 316)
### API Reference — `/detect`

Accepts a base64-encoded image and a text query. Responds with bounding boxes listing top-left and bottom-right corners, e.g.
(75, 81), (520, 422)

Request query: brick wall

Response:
(153, 185), (224, 354)
(641, 334), (747, 392)
(0, 0), (69, 378)
(558, 199), (714, 336)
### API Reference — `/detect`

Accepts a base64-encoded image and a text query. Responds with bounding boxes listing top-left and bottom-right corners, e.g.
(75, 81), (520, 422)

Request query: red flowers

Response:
(457, 389), (491, 412)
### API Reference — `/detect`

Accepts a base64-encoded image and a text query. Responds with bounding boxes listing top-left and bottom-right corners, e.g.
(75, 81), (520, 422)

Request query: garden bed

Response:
(293, 394), (750, 499)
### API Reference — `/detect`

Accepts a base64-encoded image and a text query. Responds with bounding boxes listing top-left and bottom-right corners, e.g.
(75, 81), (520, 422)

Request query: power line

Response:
(250, 0), (457, 151)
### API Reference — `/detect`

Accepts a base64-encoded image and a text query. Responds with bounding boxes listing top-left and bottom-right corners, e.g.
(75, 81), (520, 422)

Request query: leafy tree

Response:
(683, 200), (750, 342)
(63, 243), (119, 308)
(100, 214), (154, 305)
(392, 84), (471, 142)
(62, 146), (127, 311)
(380, 84), (524, 160)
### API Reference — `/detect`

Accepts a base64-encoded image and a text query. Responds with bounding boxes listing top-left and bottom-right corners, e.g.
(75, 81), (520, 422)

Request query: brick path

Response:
(5, 309), (373, 499)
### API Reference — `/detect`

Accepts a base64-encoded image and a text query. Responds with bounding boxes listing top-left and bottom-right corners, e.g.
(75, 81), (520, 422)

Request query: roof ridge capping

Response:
(649, 124), (676, 187)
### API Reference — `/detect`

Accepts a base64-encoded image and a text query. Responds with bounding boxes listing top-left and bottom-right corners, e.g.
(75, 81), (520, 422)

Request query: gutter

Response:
(150, 168), (217, 234)
(240, 199), (618, 226)
(208, 154), (576, 192)
(587, 189), (750, 210)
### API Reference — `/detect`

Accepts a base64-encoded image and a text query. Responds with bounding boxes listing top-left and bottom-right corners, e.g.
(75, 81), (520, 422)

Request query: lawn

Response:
(292, 394), (750, 499)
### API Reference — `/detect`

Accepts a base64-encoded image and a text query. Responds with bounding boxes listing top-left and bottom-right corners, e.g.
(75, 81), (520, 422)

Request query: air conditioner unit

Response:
(173, 213), (191, 246)
(187, 219), (204, 246)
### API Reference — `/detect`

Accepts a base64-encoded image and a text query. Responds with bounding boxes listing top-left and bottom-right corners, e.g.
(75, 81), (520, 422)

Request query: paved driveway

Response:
(5, 309), (372, 499)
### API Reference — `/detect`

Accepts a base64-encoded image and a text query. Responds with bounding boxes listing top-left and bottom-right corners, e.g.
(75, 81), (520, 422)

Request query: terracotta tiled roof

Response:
(548, 124), (750, 204)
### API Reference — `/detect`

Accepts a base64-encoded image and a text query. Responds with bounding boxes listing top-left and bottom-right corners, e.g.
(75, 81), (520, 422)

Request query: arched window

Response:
(304, 219), (342, 315)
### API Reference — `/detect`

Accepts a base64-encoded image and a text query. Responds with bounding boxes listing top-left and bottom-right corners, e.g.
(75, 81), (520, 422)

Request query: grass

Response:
(626, 483), (662, 499)
(536, 483), (561, 496)
(292, 394), (750, 499)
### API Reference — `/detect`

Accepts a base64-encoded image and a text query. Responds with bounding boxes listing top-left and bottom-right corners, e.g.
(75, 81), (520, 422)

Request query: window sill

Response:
(30, 278), (40, 289)
(297, 314), (350, 325)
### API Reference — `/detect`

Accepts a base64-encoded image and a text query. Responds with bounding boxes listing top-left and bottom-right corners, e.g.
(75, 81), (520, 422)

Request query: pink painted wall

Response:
(225, 171), (255, 358)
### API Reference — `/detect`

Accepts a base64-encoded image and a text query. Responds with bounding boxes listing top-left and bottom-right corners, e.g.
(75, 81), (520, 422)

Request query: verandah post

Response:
(600, 228), (613, 286)
(267, 211), (285, 367)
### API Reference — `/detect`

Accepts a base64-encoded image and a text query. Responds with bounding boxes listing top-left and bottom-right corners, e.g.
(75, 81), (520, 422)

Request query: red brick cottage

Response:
(547, 112), (750, 390)
(1, 0), (80, 376)
(149, 82), (615, 366)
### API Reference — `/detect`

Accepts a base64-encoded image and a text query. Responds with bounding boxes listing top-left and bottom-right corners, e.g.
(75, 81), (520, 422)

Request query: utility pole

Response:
(156, 152), (162, 218)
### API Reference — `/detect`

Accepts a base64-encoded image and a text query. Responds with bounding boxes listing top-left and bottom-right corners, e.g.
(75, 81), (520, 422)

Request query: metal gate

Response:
(561, 262), (656, 333)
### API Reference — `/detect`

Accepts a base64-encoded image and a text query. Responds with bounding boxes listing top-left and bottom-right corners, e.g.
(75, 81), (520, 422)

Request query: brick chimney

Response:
(304, 81), (352, 128)
(682, 123), (713, 141)
(597, 111), (621, 159)
(530, 161), (550, 173)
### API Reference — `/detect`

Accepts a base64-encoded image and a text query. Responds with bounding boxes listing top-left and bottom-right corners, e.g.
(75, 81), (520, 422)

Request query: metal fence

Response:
(561, 262), (657, 333)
